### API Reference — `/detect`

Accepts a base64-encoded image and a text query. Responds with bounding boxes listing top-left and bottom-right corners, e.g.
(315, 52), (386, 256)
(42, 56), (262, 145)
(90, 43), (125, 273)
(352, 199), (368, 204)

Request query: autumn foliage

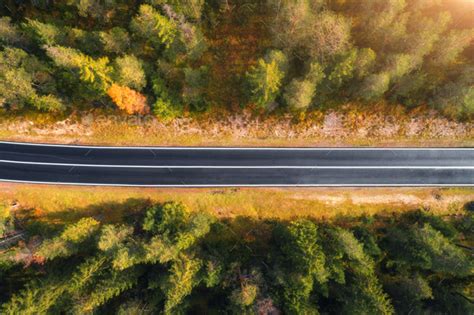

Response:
(107, 84), (149, 115)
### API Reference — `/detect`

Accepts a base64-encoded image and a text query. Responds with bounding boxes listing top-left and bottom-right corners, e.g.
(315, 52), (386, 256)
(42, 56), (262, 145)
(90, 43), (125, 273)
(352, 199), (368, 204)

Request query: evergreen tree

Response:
(130, 4), (178, 49)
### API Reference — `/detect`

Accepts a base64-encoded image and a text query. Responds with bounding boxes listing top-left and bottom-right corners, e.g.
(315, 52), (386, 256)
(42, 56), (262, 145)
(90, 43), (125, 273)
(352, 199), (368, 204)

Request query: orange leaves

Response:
(107, 84), (150, 115)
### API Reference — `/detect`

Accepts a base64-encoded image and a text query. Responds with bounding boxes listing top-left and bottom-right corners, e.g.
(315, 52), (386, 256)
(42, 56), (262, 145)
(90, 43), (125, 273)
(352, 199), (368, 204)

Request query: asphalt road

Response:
(0, 141), (473, 186)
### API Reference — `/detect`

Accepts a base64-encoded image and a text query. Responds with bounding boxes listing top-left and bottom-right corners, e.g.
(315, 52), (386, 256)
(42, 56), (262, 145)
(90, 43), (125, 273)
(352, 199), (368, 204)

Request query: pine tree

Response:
(45, 45), (112, 93)
(162, 254), (202, 314)
(36, 218), (100, 261)
(130, 4), (178, 49)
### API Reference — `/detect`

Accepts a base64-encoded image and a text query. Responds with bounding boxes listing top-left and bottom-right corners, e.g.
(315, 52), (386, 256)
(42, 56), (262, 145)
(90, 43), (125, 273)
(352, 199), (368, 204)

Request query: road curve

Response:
(0, 141), (473, 187)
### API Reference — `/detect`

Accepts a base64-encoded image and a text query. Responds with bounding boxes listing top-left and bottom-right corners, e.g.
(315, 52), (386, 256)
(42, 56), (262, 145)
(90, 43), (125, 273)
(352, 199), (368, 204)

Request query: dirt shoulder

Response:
(0, 105), (472, 147)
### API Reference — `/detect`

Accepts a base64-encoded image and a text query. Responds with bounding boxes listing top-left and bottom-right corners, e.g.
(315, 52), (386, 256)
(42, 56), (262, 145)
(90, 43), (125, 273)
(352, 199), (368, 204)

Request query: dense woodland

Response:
(0, 201), (473, 314)
(0, 0), (473, 120)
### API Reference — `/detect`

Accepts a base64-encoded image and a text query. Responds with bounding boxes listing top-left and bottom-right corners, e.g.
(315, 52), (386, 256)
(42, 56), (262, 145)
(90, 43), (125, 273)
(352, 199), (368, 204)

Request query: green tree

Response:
(113, 55), (147, 91)
(247, 50), (287, 109)
(0, 17), (23, 46)
(74, 268), (141, 313)
(0, 203), (13, 238)
(429, 29), (474, 66)
(383, 274), (433, 313)
(36, 218), (100, 261)
(46, 45), (112, 93)
(431, 66), (474, 117)
(100, 27), (131, 54)
(284, 62), (325, 111)
(1, 278), (69, 315)
(0, 47), (63, 112)
(383, 223), (473, 276)
(271, 3), (350, 61)
(359, 72), (391, 100)
(274, 219), (328, 314)
(182, 66), (208, 110)
(22, 19), (63, 46)
(161, 254), (202, 314)
(130, 4), (178, 49)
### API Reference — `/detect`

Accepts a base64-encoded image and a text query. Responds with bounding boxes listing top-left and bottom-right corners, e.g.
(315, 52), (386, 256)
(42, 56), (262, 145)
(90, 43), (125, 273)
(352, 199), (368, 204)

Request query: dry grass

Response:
(1, 183), (472, 226)
(1, 104), (472, 147)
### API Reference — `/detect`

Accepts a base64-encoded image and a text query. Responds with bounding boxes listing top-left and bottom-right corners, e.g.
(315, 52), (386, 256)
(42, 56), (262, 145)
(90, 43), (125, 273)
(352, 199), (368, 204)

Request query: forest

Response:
(0, 0), (473, 120)
(0, 201), (473, 314)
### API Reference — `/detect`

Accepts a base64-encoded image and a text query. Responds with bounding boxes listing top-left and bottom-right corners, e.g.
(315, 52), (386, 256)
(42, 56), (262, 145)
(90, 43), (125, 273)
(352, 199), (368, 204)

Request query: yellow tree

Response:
(107, 84), (150, 115)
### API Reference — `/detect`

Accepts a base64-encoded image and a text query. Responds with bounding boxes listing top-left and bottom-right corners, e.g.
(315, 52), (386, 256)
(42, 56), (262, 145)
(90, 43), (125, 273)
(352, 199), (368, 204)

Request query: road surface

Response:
(0, 141), (473, 186)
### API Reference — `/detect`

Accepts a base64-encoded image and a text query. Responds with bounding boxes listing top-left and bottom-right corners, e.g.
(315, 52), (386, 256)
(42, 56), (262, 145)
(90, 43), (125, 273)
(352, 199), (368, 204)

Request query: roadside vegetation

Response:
(0, 0), (473, 145)
(1, 103), (473, 146)
(1, 184), (473, 222)
(1, 200), (473, 314)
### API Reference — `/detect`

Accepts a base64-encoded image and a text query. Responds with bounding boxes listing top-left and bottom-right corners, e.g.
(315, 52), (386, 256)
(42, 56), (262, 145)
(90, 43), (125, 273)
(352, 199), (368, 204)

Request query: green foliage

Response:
(344, 276), (394, 315)
(0, 203), (13, 238)
(247, 50), (287, 109)
(161, 254), (202, 314)
(279, 273), (318, 314)
(1, 204), (472, 314)
(0, 64), (35, 110)
(153, 97), (180, 120)
(0, 47), (63, 112)
(23, 19), (63, 46)
(271, 4), (351, 61)
(360, 72), (391, 100)
(100, 27), (131, 54)
(98, 224), (134, 252)
(328, 50), (357, 87)
(36, 217), (100, 260)
(383, 223), (473, 276)
(130, 4), (177, 49)
(0, 0), (472, 116)
(156, 0), (205, 20)
(143, 201), (187, 235)
(75, 268), (140, 313)
(284, 62), (325, 111)
(429, 29), (474, 66)
(113, 54), (147, 91)
(280, 219), (328, 282)
(30, 94), (65, 112)
(69, 255), (108, 293)
(431, 66), (474, 117)
(383, 274), (433, 313)
(229, 268), (263, 312)
(183, 66), (208, 110)
(152, 75), (182, 119)
(0, 17), (23, 46)
(46, 45), (112, 93)
(66, 0), (117, 19)
(1, 277), (68, 315)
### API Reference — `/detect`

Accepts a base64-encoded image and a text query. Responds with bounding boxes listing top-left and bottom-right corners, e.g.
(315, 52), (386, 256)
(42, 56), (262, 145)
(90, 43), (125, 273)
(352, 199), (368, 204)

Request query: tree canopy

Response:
(0, 0), (471, 118)
(1, 203), (472, 314)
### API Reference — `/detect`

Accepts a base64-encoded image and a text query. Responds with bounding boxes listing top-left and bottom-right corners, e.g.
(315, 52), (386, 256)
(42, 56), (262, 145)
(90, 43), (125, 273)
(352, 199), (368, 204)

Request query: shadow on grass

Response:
(16, 198), (153, 237)
(12, 197), (474, 239)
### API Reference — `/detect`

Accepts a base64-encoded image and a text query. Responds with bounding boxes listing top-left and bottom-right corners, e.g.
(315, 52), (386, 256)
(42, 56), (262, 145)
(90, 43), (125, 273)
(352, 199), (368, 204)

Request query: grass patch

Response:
(1, 183), (472, 226)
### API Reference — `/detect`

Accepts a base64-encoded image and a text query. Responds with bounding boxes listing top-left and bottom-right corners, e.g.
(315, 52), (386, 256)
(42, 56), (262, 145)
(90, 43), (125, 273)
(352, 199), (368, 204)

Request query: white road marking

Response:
(1, 141), (473, 150)
(0, 179), (473, 187)
(0, 159), (473, 169)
